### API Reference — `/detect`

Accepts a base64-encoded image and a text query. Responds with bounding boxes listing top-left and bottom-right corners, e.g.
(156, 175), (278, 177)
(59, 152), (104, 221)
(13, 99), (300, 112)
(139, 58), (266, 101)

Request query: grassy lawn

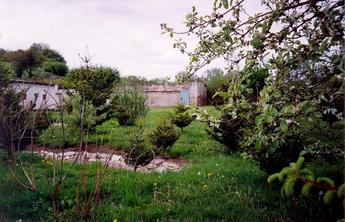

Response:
(0, 152), (290, 221)
(38, 107), (223, 156)
(0, 108), (338, 221)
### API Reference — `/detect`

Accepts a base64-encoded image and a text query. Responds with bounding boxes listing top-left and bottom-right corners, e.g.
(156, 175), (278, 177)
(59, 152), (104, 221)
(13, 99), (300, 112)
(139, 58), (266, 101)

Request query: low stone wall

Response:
(36, 150), (182, 172)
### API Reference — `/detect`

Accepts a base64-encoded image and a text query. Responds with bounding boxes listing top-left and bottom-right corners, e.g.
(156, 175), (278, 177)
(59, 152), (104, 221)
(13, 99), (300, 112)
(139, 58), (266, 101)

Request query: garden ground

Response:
(0, 108), (340, 221)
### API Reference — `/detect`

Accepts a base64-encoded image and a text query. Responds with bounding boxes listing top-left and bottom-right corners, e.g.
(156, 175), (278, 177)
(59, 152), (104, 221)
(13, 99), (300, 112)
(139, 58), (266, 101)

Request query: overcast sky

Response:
(0, 0), (261, 79)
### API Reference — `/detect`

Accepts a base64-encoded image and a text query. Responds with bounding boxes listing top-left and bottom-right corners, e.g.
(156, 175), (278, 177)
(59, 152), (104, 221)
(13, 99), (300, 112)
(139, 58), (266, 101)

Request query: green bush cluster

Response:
(170, 103), (194, 129)
(149, 118), (180, 153)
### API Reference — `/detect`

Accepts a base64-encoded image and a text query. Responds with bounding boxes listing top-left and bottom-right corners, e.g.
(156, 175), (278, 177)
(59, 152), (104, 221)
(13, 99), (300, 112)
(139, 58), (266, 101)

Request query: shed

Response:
(145, 81), (207, 107)
(11, 80), (64, 110)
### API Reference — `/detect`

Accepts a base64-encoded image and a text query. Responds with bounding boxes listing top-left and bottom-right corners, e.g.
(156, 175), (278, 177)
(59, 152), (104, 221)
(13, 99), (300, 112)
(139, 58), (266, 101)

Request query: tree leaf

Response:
(222, 0), (229, 9)
(320, 37), (331, 53)
(300, 101), (313, 114)
(301, 184), (313, 196)
(255, 115), (264, 126)
(337, 183), (345, 198)
(323, 191), (336, 205)
(316, 177), (335, 186)
(294, 157), (304, 170)
(281, 105), (294, 116)
(269, 106), (279, 117)
(280, 119), (288, 133)
(267, 173), (280, 183)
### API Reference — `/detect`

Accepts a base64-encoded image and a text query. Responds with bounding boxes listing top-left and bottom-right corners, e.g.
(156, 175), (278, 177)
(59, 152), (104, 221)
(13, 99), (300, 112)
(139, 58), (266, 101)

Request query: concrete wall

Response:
(196, 82), (208, 106)
(145, 81), (207, 107)
(146, 91), (180, 107)
(13, 82), (63, 110)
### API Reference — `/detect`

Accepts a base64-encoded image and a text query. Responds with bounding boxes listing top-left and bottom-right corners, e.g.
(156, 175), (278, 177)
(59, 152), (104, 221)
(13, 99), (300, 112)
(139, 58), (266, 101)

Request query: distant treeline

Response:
(0, 43), (68, 79)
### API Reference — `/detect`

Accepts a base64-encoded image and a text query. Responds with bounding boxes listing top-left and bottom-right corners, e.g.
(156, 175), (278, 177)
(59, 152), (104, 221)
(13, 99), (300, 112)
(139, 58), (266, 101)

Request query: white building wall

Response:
(13, 82), (63, 110)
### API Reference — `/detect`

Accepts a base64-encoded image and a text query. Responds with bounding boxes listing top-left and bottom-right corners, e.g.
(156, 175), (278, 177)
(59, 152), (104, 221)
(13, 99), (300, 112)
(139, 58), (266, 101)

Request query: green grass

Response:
(0, 152), (290, 221)
(38, 107), (224, 157)
(90, 107), (174, 150)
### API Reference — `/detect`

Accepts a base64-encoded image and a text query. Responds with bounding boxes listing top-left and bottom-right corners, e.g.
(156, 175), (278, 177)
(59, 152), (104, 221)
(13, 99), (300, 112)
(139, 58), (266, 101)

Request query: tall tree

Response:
(162, 0), (344, 172)
(10, 48), (42, 78)
(31, 42), (66, 63)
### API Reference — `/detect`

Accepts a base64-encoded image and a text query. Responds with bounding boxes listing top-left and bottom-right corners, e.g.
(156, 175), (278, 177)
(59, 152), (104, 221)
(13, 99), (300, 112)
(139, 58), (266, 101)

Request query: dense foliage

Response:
(203, 68), (229, 105)
(65, 64), (121, 125)
(65, 93), (99, 145)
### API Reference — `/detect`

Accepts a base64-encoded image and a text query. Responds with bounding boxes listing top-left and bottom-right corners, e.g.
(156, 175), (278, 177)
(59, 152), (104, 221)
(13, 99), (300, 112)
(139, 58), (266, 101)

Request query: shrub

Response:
(34, 110), (50, 135)
(0, 87), (34, 158)
(111, 84), (148, 126)
(43, 60), (68, 76)
(149, 118), (180, 153)
(240, 84), (345, 173)
(170, 103), (194, 129)
(206, 112), (247, 153)
(203, 68), (229, 105)
(205, 91), (255, 153)
(125, 120), (154, 170)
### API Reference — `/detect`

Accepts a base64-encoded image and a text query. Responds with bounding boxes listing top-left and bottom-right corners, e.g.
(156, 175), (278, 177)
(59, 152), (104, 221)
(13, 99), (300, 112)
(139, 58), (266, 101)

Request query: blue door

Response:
(180, 90), (189, 105)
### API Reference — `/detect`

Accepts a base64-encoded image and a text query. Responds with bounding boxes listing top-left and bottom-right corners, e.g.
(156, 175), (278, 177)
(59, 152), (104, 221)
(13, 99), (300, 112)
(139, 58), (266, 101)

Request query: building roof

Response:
(10, 79), (56, 86)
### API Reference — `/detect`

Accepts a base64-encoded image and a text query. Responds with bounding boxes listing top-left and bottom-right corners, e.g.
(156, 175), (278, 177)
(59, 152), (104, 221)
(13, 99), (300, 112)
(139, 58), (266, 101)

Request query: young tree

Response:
(110, 82), (148, 126)
(65, 93), (98, 149)
(65, 62), (121, 124)
(170, 103), (194, 129)
(66, 66), (120, 107)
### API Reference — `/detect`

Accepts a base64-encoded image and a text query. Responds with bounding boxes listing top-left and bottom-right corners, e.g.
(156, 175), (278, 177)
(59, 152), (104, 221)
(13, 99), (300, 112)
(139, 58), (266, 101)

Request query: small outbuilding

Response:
(145, 81), (207, 107)
(11, 80), (64, 110)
